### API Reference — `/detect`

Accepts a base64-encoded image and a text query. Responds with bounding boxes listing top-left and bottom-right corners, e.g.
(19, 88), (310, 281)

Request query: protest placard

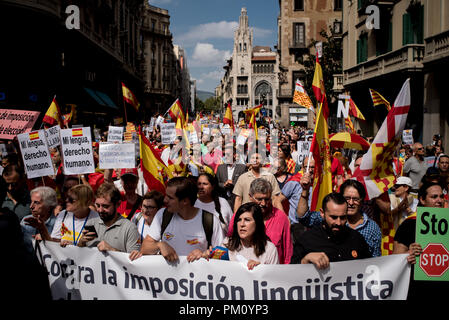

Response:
(99, 142), (136, 169)
(44, 125), (61, 149)
(161, 123), (176, 145)
(17, 130), (55, 179)
(60, 127), (95, 175)
(0, 109), (40, 140)
(297, 141), (311, 167)
(107, 126), (123, 143)
(415, 207), (449, 281)
(402, 129), (414, 145)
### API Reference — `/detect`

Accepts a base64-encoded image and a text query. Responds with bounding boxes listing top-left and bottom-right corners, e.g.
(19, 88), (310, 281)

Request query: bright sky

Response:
(149, 0), (279, 93)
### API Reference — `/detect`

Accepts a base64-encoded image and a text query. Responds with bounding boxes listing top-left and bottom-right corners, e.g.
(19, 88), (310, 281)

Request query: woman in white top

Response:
(203, 202), (279, 269)
(49, 184), (98, 246)
(195, 173), (233, 235)
(131, 190), (165, 244)
(389, 176), (419, 230)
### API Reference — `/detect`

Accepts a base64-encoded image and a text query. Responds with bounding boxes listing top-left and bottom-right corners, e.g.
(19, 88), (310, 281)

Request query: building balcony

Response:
(288, 41), (307, 53)
(277, 89), (293, 99)
(423, 29), (449, 65)
(343, 44), (424, 87)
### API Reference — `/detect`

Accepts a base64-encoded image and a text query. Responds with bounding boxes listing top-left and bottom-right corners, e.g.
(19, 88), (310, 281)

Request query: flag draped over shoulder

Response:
(43, 97), (64, 127)
(139, 129), (172, 194)
(293, 79), (314, 112)
(223, 102), (235, 131)
(167, 98), (185, 125)
(369, 88), (391, 111)
(121, 82), (140, 111)
(353, 79), (411, 200)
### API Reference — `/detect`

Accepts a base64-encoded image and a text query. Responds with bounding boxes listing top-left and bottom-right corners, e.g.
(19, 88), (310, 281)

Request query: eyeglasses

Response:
(344, 196), (361, 203)
(142, 205), (158, 211)
(417, 147), (424, 151)
(65, 196), (77, 203)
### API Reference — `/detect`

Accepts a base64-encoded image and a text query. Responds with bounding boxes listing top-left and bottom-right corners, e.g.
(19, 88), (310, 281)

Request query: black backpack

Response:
(160, 208), (214, 248)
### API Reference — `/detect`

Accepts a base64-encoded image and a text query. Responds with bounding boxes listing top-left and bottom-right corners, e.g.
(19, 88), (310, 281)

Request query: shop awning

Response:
(83, 87), (118, 109)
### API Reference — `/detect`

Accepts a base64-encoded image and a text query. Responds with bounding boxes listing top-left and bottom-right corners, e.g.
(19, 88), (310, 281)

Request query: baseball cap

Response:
(395, 176), (413, 187)
(120, 168), (138, 178)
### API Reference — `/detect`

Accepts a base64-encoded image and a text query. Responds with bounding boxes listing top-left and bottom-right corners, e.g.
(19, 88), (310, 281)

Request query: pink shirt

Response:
(227, 207), (292, 264)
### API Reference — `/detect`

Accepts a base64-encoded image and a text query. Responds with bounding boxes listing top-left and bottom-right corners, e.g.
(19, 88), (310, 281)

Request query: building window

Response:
(357, 33), (368, 63)
(294, 0), (304, 11)
(334, 0), (342, 11)
(293, 23), (305, 47)
(403, 5), (424, 45)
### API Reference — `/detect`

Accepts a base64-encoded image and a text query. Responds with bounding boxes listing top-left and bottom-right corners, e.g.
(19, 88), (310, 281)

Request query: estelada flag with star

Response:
(353, 79), (410, 200)
(122, 82), (140, 111)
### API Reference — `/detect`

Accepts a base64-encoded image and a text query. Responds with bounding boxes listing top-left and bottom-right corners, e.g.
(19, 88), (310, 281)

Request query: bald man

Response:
(403, 142), (427, 191)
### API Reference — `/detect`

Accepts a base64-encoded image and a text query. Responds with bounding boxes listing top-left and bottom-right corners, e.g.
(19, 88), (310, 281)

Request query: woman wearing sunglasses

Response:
(46, 184), (99, 247)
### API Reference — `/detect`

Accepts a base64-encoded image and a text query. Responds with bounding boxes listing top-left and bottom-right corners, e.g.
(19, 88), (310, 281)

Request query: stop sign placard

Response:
(419, 243), (449, 277)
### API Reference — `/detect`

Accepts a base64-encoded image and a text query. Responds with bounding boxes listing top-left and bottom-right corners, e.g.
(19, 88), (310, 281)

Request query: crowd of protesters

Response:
(1, 114), (448, 300)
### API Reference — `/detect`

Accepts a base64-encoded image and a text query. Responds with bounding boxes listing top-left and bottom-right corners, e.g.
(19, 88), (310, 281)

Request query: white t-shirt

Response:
(148, 208), (224, 256)
(51, 209), (99, 244)
(194, 197), (233, 235)
(136, 218), (152, 243)
(224, 238), (279, 265)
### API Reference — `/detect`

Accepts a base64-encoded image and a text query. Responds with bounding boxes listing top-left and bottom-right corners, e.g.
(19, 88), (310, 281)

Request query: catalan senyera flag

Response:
(353, 79), (411, 201)
(309, 102), (333, 212)
(344, 114), (355, 133)
(369, 88), (391, 112)
(43, 97), (64, 127)
(348, 98), (365, 120)
(121, 82), (140, 111)
(312, 55), (329, 117)
(167, 98), (185, 126)
(223, 102), (235, 131)
(139, 128), (173, 194)
(293, 79), (314, 111)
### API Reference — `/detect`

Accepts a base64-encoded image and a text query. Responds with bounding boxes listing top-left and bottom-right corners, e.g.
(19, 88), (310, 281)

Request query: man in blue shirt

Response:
(20, 186), (57, 253)
(296, 175), (382, 257)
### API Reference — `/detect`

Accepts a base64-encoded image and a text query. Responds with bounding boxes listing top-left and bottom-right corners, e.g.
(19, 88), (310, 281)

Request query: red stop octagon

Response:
(419, 243), (449, 277)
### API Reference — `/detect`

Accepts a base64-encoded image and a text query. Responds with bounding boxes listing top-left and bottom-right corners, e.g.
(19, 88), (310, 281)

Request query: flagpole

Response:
(123, 98), (128, 124)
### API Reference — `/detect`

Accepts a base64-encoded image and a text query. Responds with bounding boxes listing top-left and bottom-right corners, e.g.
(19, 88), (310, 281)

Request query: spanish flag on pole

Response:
(121, 82), (140, 111)
(312, 55), (329, 117)
(223, 102), (235, 131)
(139, 128), (172, 195)
(43, 96), (64, 127)
(243, 104), (262, 139)
(167, 98), (185, 126)
(348, 98), (365, 120)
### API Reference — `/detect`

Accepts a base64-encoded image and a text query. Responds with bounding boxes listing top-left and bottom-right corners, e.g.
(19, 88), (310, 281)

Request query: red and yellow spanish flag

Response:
(139, 128), (173, 194)
(29, 131), (39, 141)
(223, 102), (235, 131)
(309, 102), (333, 212)
(167, 98), (185, 126)
(312, 55), (329, 117)
(369, 88), (391, 111)
(122, 82), (140, 111)
(348, 98), (365, 120)
(243, 104), (262, 139)
(72, 128), (83, 137)
(43, 96), (64, 127)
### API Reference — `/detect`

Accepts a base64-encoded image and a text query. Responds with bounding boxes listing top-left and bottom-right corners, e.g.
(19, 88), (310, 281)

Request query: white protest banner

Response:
(402, 129), (414, 145)
(44, 125), (61, 149)
(17, 130), (55, 179)
(107, 126), (124, 143)
(60, 127), (95, 175)
(155, 116), (165, 128)
(149, 117), (156, 132)
(237, 129), (250, 146)
(161, 123), (176, 145)
(99, 142), (136, 169)
(37, 241), (410, 300)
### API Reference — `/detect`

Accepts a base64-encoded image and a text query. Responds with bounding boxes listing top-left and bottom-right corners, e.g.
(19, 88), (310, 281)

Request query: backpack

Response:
(160, 208), (214, 248)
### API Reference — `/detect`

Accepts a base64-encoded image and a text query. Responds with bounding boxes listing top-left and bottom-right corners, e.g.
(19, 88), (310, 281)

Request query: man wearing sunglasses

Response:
(403, 142), (428, 192)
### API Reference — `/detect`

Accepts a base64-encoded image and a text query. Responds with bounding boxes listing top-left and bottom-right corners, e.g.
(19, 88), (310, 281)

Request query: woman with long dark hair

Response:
(202, 202), (279, 269)
(195, 173), (233, 235)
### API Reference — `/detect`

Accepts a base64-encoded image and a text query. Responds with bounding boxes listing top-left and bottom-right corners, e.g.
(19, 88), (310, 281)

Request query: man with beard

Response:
(296, 177), (382, 257)
(78, 183), (140, 253)
(291, 192), (372, 268)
